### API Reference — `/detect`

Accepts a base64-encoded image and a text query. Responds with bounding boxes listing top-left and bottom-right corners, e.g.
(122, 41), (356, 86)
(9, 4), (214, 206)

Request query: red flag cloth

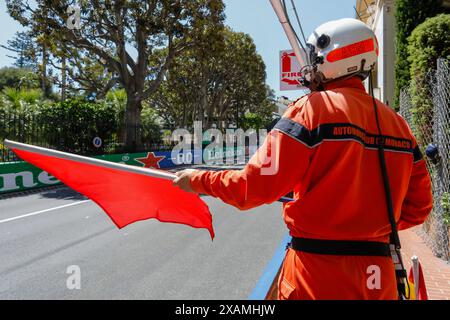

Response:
(11, 147), (214, 239)
(408, 261), (428, 300)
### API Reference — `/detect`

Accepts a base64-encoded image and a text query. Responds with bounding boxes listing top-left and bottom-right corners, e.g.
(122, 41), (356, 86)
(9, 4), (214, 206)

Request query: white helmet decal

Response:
(307, 18), (379, 87)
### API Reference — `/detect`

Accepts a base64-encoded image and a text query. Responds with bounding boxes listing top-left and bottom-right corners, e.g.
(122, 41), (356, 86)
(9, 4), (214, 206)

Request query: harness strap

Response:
(289, 237), (391, 257)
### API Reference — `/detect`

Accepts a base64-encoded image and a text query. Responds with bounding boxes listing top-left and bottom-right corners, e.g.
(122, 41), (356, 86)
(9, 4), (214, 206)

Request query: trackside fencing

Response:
(399, 59), (450, 261)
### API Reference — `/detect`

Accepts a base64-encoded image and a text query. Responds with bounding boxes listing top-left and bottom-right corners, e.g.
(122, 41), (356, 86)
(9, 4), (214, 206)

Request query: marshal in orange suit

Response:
(173, 18), (432, 300)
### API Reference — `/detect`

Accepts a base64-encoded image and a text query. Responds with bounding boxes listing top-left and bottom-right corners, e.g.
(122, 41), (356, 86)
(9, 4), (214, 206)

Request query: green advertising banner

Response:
(0, 151), (173, 195)
(0, 161), (60, 194)
(0, 147), (246, 195)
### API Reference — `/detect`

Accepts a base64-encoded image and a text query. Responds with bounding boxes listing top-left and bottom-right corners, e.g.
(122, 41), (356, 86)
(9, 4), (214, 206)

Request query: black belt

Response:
(289, 237), (391, 257)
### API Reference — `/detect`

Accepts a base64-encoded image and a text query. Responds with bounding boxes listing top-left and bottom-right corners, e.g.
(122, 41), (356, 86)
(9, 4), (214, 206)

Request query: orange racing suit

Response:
(189, 76), (433, 300)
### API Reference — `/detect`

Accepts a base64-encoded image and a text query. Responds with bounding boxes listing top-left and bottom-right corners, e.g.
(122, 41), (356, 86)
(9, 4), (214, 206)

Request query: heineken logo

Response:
(0, 170), (60, 192)
(0, 151), (172, 194)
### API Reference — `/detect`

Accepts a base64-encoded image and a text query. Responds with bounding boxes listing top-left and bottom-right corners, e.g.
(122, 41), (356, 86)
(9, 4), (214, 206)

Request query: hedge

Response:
(394, 0), (448, 107)
(407, 14), (450, 140)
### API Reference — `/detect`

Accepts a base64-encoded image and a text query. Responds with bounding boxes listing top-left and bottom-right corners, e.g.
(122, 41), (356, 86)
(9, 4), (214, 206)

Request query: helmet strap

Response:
(308, 59), (372, 91)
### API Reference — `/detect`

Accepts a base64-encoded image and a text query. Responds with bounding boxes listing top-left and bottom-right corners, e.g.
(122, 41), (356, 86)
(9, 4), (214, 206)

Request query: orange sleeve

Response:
(398, 147), (433, 230)
(190, 128), (313, 211)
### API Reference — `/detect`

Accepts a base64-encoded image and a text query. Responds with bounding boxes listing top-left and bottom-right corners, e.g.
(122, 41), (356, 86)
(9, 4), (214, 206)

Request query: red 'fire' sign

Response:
(280, 49), (307, 91)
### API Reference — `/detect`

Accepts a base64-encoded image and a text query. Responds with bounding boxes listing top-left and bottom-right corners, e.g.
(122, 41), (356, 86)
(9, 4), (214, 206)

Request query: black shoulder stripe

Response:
(315, 123), (414, 153)
(273, 118), (312, 147)
(273, 119), (415, 155)
(413, 146), (423, 162)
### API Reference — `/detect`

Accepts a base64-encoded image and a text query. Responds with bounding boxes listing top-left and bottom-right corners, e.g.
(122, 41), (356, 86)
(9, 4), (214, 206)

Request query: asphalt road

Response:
(0, 186), (287, 299)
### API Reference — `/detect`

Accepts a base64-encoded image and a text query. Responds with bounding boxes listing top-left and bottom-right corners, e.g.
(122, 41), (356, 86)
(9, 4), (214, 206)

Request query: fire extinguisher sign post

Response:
(280, 49), (308, 91)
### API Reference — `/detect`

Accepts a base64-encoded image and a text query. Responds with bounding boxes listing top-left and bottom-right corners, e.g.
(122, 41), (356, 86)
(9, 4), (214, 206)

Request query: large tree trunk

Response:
(124, 94), (143, 152)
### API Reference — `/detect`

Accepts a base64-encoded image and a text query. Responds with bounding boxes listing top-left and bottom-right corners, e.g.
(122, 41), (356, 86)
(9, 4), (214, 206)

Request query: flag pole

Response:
(269, 0), (308, 67)
(3, 139), (177, 181)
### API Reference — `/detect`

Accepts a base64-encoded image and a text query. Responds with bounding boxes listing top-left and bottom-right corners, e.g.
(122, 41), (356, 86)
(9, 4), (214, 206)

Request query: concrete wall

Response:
(374, 8), (385, 100)
(381, 0), (396, 107)
(361, 0), (396, 107)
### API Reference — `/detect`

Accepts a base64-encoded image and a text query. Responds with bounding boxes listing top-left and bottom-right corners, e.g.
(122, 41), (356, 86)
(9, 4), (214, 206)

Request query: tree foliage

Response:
(240, 112), (265, 131)
(394, 0), (449, 107)
(6, 0), (225, 151)
(151, 27), (275, 130)
(407, 14), (450, 141)
(0, 88), (164, 155)
(141, 105), (163, 144)
(0, 67), (40, 91)
(105, 89), (163, 146)
(408, 14), (450, 77)
(0, 31), (38, 69)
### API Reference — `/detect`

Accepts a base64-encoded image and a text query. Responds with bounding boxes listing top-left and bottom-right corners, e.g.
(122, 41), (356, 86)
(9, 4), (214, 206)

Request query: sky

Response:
(224, 0), (357, 99)
(0, 0), (357, 100)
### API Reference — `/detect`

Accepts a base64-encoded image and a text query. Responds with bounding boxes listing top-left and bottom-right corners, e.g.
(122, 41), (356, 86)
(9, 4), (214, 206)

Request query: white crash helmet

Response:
(305, 18), (379, 89)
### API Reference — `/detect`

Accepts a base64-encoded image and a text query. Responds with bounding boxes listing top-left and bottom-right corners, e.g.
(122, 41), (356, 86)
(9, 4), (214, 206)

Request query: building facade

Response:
(356, 0), (396, 106)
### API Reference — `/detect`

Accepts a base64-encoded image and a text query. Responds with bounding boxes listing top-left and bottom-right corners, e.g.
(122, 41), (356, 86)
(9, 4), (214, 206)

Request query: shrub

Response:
(394, 0), (449, 107)
(37, 99), (120, 155)
(408, 14), (450, 77)
(2, 87), (43, 107)
(407, 14), (450, 141)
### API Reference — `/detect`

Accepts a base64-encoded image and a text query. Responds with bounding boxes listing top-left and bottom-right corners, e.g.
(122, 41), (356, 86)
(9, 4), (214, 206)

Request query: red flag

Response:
(5, 140), (214, 239)
(408, 257), (428, 300)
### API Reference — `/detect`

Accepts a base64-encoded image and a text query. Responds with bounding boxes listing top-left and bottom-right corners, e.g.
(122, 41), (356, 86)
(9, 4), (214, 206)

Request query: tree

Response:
(106, 88), (162, 147)
(6, 0), (225, 151)
(394, 0), (449, 107)
(48, 49), (116, 101)
(1, 30), (53, 97)
(151, 27), (274, 130)
(0, 31), (38, 69)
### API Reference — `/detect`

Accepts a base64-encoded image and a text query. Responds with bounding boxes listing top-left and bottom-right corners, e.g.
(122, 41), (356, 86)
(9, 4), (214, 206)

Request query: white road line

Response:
(0, 200), (91, 224)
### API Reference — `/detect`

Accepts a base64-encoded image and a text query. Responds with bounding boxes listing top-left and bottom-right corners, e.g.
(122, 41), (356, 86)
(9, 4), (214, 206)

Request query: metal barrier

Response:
(399, 58), (450, 261)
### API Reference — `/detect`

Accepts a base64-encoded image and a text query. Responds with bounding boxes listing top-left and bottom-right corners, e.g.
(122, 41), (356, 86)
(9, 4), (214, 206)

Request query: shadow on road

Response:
(38, 187), (87, 201)
(0, 227), (114, 277)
